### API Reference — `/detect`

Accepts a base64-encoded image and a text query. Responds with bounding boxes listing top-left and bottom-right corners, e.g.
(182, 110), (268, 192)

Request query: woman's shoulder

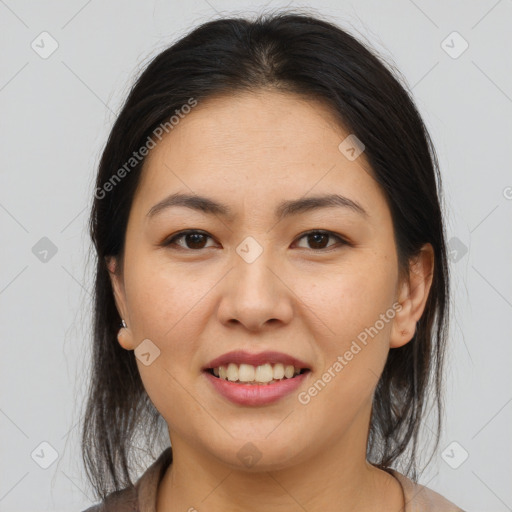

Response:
(81, 447), (173, 512)
(388, 469), (466, 512)
(81, 486), (139, 512)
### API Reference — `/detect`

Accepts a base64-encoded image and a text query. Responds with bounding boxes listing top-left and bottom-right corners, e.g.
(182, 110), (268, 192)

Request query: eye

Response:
(163, 230), (216, 250)
(294, 230), (348, 251)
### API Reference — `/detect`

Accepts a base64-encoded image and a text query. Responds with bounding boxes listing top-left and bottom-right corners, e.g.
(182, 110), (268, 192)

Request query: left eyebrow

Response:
(146, 192), (368, 220)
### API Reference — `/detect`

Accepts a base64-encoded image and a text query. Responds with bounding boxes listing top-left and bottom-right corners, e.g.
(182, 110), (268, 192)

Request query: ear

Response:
(106, 256), (136, 350)
(390, 243), (435, 348)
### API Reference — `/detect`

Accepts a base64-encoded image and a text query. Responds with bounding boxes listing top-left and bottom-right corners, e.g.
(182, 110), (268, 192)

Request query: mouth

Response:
(202, 350), (312, 403)
(204, 364), (311, 385)
(203, 362), (311, 406)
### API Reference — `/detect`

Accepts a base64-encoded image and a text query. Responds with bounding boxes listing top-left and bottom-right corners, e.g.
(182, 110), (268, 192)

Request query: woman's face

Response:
(109, 90), (432, 470)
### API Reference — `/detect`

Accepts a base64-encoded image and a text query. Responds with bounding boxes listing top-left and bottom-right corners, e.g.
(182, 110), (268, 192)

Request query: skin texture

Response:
(107, 90), (434, 512)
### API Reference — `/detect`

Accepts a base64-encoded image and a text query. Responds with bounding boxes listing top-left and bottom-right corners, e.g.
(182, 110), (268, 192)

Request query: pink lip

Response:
(203, 370), (310, 406)
(203, 350), (311, 371)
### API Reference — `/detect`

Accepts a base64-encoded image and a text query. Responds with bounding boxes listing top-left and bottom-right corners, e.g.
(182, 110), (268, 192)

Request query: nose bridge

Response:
(217, 235), (293, 329)
(233, 235), (279, 303)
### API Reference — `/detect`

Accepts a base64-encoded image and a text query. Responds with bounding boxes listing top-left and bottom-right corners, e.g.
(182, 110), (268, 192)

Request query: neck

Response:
(156, 415), (405, 512)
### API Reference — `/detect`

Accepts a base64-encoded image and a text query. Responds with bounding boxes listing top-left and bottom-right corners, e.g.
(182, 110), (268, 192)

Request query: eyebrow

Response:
(146, 192), (368, 220)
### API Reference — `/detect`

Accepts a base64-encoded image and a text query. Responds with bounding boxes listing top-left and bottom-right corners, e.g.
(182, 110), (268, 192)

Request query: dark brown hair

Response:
(82, 9), (450, 502)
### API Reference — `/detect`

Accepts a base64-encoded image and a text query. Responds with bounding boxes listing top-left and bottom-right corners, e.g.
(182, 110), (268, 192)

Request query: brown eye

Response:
(295, 230), (347, 251)
(164, 230), (215, 250)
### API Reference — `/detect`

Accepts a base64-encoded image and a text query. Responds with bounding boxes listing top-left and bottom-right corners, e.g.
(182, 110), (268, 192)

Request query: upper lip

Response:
(203, 350), (311, 370)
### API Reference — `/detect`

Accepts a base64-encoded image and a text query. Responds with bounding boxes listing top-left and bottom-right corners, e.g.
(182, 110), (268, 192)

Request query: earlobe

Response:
(105, 256), (136, 351)
(117, 323), (135, 351)
(390, 244), (434, 349)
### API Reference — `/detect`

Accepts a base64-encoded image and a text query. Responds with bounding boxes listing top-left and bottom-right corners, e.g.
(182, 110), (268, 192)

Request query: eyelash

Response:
(162, 229), (350, 252)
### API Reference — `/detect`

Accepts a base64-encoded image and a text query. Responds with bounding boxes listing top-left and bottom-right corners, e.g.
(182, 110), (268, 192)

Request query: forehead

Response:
(132, 90), (385, 221)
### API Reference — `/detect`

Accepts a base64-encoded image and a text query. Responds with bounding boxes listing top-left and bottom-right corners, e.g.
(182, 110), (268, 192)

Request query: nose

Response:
(216, 249), (294, 332)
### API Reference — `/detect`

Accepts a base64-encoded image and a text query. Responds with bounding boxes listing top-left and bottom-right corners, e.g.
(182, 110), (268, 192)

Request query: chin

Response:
(203, 433), (311, 472)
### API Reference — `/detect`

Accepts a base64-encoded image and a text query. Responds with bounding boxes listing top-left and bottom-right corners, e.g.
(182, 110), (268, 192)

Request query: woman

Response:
(81, 11), (465, 512)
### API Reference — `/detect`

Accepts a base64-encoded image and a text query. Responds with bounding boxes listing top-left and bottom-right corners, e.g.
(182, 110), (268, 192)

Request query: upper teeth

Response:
(212, 363), (302, 383)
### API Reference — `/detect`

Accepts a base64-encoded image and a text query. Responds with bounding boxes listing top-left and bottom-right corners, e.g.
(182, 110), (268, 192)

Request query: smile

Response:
(207, 363), (308, 384)
(203, 366), (311, 406)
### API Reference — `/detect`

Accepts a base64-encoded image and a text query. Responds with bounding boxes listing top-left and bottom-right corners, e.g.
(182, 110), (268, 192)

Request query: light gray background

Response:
(1, 1), (511, 511)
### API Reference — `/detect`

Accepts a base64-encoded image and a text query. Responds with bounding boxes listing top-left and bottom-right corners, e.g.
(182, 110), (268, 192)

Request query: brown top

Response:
(82, 448), (465, 512)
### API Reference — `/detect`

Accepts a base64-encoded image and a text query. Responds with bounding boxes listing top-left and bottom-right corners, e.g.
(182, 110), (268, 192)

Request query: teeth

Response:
(226, 363), (238, 382)
(273, 363), (285, 380)
(238, 363), (255, 382)
(211, 363), (303, 384)
(284, 365), (295, 379)
(255, 363), (273, 383)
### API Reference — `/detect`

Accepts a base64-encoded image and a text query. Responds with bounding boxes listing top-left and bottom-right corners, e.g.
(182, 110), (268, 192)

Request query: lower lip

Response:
(203, 370), (310, 406)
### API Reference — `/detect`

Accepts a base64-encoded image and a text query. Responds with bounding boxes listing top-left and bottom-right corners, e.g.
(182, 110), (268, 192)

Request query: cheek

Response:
(124, 254), (207, 339)
(293, 257), (397, 403)
(295, 272), (394, 431)
(127, 262), (207, 425)
(297, 257), (397, 339)
(121, 267), (204, 420)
